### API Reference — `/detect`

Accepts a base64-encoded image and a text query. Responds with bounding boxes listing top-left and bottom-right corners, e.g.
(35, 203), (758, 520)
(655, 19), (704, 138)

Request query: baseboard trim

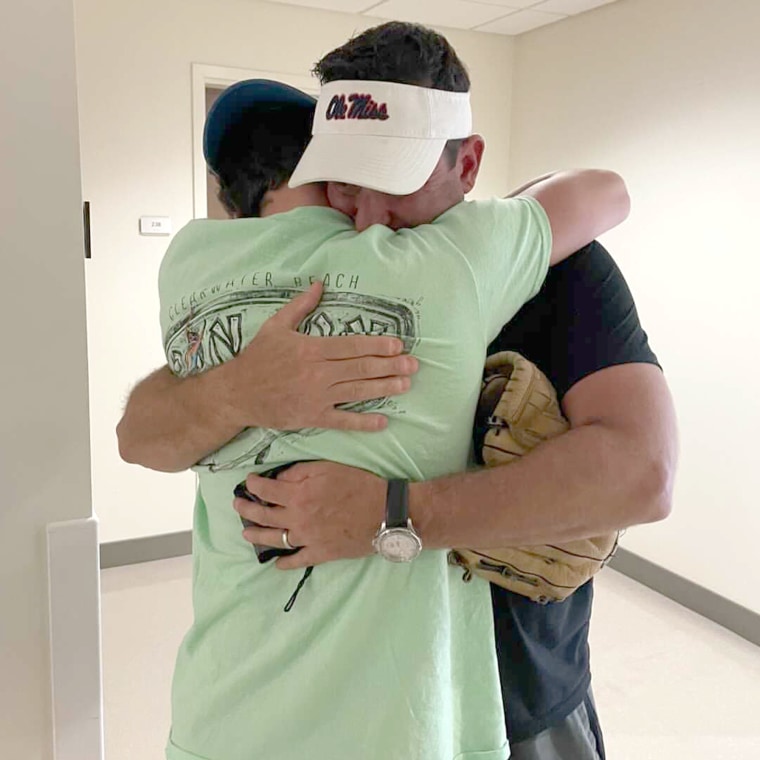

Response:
(609, 547), (759, 647)
(99, 532), (759, 647)
(99, 531), (191, 569)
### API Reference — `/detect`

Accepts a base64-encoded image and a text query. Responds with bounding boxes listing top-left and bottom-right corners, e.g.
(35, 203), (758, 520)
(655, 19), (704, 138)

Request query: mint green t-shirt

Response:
(160, 199), (551, 760)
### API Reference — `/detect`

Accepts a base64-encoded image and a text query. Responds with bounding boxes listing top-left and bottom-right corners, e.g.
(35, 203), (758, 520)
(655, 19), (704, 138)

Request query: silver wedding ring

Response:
(282, 529), (295, 550)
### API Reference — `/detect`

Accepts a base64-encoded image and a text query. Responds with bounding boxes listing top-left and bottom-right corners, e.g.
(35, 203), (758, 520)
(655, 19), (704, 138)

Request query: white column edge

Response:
(47, 516), (104, 760)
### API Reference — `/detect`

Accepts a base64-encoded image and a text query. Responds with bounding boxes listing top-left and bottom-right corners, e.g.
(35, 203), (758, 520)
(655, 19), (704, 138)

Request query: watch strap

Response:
(385, 479), (409, 529)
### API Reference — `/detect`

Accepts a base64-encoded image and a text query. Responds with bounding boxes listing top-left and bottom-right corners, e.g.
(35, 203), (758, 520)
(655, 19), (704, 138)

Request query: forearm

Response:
(116, 365), (243, 472)
(504, 171), (557, 198)
(411, 419), (673, 549)
(522, 170), (630, 264)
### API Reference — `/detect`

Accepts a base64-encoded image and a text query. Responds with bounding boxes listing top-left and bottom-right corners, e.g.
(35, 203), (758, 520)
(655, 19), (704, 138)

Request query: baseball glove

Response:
(448, 351), (619, 604)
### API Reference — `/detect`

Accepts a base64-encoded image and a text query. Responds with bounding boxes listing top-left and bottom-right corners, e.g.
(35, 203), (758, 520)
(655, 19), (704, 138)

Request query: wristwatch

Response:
(372, 479), (422, 562)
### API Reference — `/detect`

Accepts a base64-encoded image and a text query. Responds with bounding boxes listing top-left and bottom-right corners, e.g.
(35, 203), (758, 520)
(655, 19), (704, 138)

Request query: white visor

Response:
(289, 80), (472, 195)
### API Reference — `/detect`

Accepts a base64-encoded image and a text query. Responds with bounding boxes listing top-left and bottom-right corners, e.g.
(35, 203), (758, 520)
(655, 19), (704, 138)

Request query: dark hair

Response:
(314, 22), (469, 169)
(314, 21), (470, 93)
(214, 104), (314, 218)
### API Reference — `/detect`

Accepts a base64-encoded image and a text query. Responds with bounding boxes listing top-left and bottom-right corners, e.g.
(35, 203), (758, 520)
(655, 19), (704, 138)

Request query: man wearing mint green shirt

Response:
(152, 75), (628, 760)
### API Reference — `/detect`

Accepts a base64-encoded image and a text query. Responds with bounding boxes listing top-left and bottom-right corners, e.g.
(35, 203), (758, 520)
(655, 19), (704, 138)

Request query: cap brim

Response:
(204, 79), (316, 174)
(288, 133), (446, 196)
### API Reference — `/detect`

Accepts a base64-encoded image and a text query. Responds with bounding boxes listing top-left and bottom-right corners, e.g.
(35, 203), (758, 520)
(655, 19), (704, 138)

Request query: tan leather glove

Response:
(448, 351), (618, 604)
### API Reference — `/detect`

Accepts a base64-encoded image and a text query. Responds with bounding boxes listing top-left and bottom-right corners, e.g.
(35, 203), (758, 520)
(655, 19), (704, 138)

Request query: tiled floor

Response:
(101, 557), (760, 760)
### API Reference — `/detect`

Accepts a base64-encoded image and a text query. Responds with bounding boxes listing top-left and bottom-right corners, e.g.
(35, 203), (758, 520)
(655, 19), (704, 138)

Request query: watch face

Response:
(378, 529), (422, 563)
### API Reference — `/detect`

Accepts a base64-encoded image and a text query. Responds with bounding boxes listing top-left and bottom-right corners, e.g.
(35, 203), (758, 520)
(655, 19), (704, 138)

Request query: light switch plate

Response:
(139, 216), (172, 235)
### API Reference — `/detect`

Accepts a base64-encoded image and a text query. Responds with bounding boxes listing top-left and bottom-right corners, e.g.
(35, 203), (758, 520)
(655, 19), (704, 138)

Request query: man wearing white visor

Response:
(288, 79), (473, 196)
(117, 21), (675, 760)
(239, 23), (674, 760)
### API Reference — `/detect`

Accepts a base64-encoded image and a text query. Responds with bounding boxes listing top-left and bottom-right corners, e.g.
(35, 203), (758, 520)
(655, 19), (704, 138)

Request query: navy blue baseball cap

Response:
(203, 79), (317, 174)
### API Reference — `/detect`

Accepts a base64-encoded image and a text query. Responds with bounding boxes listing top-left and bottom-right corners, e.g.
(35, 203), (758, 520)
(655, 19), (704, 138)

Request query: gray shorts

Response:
(508, 688), (605, 760)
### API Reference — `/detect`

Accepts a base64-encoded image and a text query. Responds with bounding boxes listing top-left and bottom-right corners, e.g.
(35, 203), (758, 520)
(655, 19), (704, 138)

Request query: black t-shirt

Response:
(485, 240), (659, 743)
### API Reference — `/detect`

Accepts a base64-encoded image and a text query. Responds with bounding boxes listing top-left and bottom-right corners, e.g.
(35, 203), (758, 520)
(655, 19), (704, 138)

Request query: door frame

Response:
(191, 63), (318, 219)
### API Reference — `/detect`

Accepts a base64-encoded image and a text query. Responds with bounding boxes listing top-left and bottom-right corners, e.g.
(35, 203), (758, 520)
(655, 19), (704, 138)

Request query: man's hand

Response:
(219, 282), (418, 432)
(233, 363), (676, 566)
(233, 461), (385, 569)
(117, 282), (418, 472)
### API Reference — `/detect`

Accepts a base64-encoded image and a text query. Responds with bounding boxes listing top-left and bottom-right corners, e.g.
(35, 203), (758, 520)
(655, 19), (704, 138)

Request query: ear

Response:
(458, 135), (485, 194)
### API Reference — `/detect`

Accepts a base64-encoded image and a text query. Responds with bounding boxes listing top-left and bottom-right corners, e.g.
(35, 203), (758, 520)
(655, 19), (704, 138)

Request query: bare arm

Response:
(504, 172), (555, 198)
(518, 170), (631, 265)
(117, 283), (418, 472)
(117, 363), (248, 473)
(411, 363), (677, 548)
(235, 363), (677, 568)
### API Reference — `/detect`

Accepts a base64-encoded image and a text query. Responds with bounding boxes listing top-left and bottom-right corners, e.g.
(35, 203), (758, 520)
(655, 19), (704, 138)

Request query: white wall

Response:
(76, 0), (760, 614)
(509, 0), (760, 613)
(0, 0), (97, 756)
(74, 0), (515, 543)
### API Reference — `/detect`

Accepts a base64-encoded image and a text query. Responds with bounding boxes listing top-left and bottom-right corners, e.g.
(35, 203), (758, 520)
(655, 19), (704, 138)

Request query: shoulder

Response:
(542, 240), (617, 291)
(430, 197), (550, 262)
(158, 219), (270, 298)
(492, 241), (659, 396)
(436, 196), (542, 226)
(279, 206), (353, 230)
(165, 218), (262, 253)
(531, 240), (640, 320)
(539, 241), (648, 329)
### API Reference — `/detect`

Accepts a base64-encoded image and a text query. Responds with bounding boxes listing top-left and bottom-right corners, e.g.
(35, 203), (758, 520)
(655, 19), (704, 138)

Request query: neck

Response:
(261, 183), (329, 217)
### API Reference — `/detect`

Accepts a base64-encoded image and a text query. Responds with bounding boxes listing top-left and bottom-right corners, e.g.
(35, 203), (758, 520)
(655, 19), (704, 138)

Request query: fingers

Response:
(270, 282), (324, 329)
(244, 473), (296, 506)
(267, 287), (409, 366)
(330, 355), (419, 384)
(273, 461), (332, 482)
(314, 334), (405, 360)
(275, 549), (319, 570)
(233, 498), (287, 529)
(242, 526), (302, 551)
(330, 375), (412, 406)
(321, 409), (390, 432)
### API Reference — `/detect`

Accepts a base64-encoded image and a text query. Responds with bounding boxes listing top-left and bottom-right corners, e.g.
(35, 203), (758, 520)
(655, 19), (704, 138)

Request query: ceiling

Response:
(260, 0), (621, 35)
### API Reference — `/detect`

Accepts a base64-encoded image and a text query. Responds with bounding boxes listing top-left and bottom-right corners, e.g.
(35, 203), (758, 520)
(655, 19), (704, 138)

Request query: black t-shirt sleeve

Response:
(488, 240), (660, 399)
